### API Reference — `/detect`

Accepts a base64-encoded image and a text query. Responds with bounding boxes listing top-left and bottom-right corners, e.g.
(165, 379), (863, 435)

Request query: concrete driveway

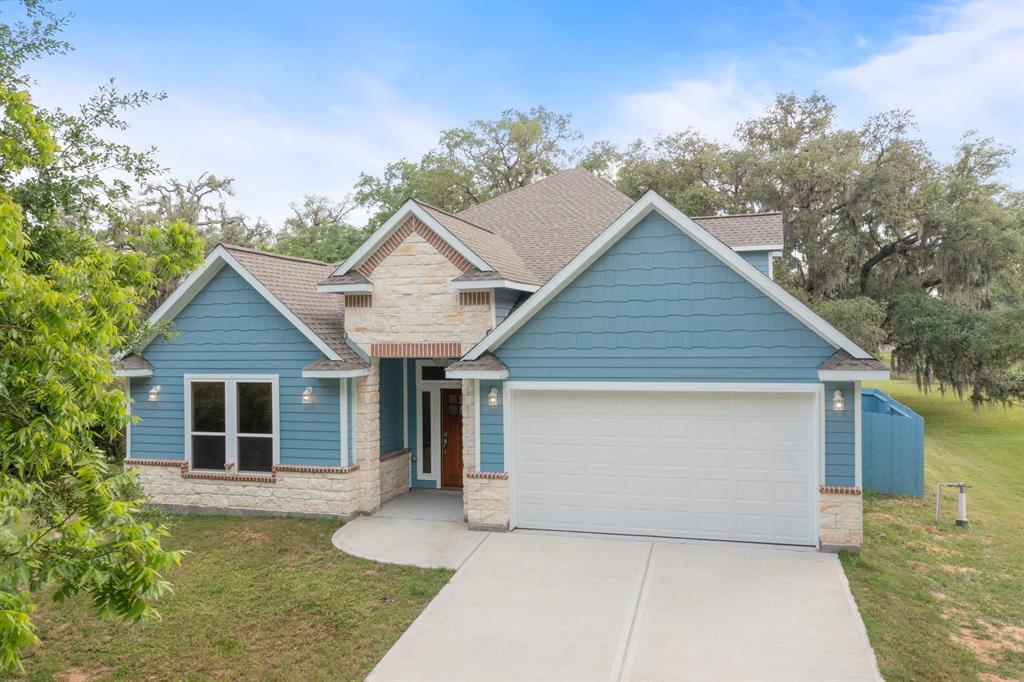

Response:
(369, 532), (880, 682)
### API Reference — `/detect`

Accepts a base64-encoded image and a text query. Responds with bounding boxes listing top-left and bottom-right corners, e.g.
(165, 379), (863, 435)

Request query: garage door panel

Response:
(512, 389), (818, 546)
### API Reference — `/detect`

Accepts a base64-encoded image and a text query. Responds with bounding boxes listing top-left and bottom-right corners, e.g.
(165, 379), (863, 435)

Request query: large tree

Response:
(272, 194), (368, 262)
(354, 106), (581, 227)
(605, 94), (1023, 404)
(1, 2), (202, 668)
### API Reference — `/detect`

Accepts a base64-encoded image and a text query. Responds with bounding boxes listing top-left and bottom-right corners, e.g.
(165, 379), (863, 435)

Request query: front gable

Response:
(494, 212), (837, 382)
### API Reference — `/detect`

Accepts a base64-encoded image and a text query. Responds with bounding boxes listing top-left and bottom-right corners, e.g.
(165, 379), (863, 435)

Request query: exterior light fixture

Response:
(488, 387), (499, 407)
(148, 385), (161, 402)
(832, 389), (845, 411)
(302, 386), (314, 404)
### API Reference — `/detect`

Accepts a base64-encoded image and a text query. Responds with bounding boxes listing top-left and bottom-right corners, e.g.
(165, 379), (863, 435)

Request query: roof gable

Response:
(141, 245), (367, 368)
(466, 191), (875, 362)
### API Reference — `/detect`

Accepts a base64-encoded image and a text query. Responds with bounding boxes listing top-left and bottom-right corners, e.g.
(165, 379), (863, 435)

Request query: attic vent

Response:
(345, 294), (372, 308)
(459, 291), (490, 307)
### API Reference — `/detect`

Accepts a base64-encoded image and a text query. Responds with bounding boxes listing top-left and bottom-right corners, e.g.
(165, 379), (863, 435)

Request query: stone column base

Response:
(379, 449), (411, 504)
(819, 486), (864, 552)
(466, 472), (509, 531)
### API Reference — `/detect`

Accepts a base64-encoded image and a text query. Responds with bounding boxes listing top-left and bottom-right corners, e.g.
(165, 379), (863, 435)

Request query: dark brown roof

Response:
(114, 354), (152, 371)
(456, 168), (634, 282)
(819, 349), (888, 372)
(446, 352), (508, 373)
(222, 245), (367, 369)
(319, 271), (371, 287)
(691, 212), (784, 249)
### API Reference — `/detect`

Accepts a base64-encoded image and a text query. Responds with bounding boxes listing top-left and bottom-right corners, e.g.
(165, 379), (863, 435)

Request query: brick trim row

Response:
(272, 463), (360, 474)
(820, 485), (862, 495)
(379, 448), (411, 462)
(358, 216), (472, 277)
(124, 458), (186, 468)
(182, 470), (277, 483)
(466, 471), (509, 480)
(371, 342), (462, 358)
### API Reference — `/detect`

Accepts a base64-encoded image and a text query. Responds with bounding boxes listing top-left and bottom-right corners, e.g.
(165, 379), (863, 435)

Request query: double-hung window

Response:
(186, 375), (278, 473)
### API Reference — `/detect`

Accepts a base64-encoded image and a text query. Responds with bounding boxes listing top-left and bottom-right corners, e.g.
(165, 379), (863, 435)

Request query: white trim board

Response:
(329, 200), (493, 278)
(733, 244), (784, 252)
(141, 246), (343, 361)
(818, 369), (890, 381)
(114, 368), (153, 378)
(451, 279), (539, 293)
(466, 192), (875, 362)
(445, 369), (509, 380)
(302, 368), (370, 378)
(317, 282), (373, 294)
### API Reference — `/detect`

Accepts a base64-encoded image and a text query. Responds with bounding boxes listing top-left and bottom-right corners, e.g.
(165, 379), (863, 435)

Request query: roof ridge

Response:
(456, 167), (600, 216)
(689, 211), (783, 219)
(219, 243), (330, 266)
(413, 199), (494, 233)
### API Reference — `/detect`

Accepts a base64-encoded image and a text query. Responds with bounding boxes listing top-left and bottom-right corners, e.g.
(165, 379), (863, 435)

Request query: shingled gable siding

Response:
(129, 266), (346, 467)
(492, 211), (856, 485)
(739, 250), (772, 277)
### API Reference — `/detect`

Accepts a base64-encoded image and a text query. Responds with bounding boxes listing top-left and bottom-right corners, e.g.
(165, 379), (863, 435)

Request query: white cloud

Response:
(603, 67), (772, 144)
(28, 69), (446, 228)
(829, 0), (1024, 162)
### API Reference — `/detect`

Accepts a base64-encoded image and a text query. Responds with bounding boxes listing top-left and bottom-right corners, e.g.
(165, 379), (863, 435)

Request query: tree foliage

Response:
(354, 106), (581, 227)
(273, 194), (368, 262)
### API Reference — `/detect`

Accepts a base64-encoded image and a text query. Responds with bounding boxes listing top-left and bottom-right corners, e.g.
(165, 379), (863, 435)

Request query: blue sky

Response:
(22, 0), (1024, 226)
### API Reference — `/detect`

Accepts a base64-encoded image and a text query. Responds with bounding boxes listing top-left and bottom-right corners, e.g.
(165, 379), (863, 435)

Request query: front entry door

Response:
(440, 388), (463, 488)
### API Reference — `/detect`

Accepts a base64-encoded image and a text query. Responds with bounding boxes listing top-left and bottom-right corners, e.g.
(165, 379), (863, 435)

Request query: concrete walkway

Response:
(369, 532), (881, 682)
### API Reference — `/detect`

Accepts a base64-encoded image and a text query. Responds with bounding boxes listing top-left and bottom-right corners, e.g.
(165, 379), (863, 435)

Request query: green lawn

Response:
(843, 379), (1024, 682)
(9, 515), (453, 681)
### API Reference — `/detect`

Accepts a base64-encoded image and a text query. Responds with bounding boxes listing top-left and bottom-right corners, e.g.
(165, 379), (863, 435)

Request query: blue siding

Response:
(494, 289), (520, 326)
(825, 382), (855, 486)
(479, 380), (505, 471)
(862, 389), (925, 496)
(740, 250), (772, 277)
(379, 358), (404, 453)
(495, 213), (836, 382)
(130, 266), (345, 466)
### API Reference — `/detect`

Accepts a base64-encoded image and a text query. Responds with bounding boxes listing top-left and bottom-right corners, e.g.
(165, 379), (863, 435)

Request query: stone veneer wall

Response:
(355, 358), (381, 513)
(466, 472), (508, 531)
(128, 461), (361, 518)
(819, 487), (864, 552)
(344, 227), (492, 354)
(461, 378), (477, 520)
(379, 450), (411, 504)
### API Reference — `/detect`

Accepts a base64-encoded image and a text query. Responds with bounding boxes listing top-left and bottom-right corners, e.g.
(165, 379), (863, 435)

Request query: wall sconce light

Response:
(302, 386), (314, 404)
(488, 387), (499, 407)
(148, 385), (161, 402)
(832, 389), (845, 411)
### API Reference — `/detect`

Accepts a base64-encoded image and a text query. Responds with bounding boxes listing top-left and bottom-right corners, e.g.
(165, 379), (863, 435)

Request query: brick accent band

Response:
(466, 471), (509, 480)
(820, 485), (862, 495)
(124, 458), (186, 468)
(182, 470), (277, 483)
(372, 342), (462, 358)
(272, 464), (360, 474)
(379, 448), (411, 462)
(358, 216), (472, 278)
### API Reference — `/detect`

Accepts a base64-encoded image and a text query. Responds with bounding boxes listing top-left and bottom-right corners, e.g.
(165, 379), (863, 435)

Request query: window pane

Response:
(238, 437), (272, 472)
(192, 435), (225, 469)
(192, 382), (225, 432)
(238, 382), (273, 434)
(420, 365), (446, 381)
(421, 391), (432, 474)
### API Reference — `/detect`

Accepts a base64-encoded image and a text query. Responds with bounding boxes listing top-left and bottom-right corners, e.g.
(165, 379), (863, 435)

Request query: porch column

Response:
(461, 378), (478, 520)
(356, 357), (381, 512)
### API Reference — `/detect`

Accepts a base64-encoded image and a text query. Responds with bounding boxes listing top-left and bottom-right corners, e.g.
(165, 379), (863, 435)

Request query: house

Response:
(119, 168), (888, 551)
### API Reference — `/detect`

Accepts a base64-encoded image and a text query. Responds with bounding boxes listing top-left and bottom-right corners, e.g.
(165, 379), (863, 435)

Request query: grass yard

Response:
(8, 515), (453, 681)
(843, 379), (1023, 682)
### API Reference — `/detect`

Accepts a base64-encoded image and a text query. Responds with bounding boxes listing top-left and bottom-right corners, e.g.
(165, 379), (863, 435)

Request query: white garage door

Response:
(511, 389), (818, 546)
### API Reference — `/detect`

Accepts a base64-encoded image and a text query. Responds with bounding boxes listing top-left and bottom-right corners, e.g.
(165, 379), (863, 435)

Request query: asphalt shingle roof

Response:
(819, 349), (888, 372)
(690, 212), (784, 249)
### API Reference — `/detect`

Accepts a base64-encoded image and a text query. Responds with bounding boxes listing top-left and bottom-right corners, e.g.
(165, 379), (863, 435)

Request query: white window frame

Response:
(184, 374), (280, 472)
(414, 359), (461, 487)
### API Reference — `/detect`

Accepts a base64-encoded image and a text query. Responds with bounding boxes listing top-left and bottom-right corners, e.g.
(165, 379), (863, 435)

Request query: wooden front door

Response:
(440, 388), (463, 488)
